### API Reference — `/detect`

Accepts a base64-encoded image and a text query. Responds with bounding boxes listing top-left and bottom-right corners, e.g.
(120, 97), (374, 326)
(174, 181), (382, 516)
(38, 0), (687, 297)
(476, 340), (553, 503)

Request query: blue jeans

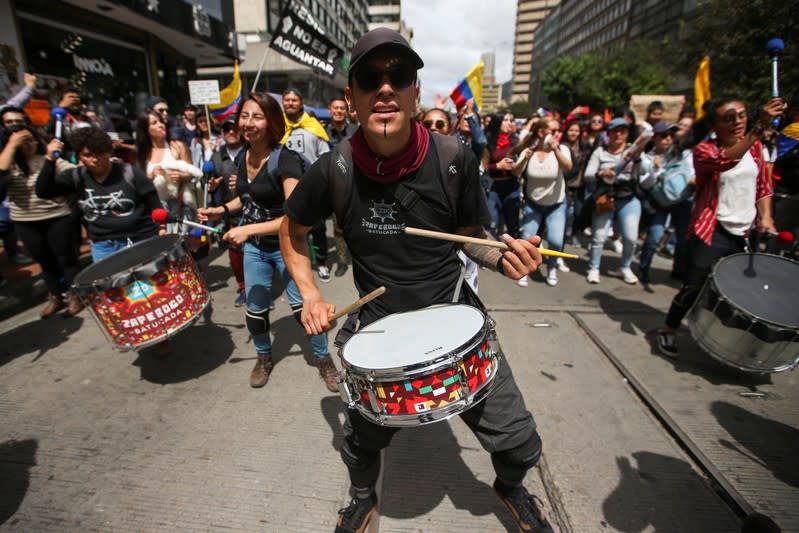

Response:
(243, 242), (329, 358)
(639, 199), (693, 274)
(589, 195), (641, 270)
(91, 236), (150, 262)
(520, 199), (567, 269)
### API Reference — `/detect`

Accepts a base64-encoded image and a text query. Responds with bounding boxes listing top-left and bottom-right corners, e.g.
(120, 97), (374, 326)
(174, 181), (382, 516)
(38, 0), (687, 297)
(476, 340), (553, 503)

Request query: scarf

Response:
(496, 132), (511, 151)
(351, 120), (430, 184)
(281, 111), (329, 144)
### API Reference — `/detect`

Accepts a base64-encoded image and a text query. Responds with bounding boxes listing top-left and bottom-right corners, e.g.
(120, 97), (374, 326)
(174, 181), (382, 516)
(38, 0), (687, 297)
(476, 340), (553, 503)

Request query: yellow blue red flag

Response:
(209, 61), (242, 123)
(449, 61), (484, 113)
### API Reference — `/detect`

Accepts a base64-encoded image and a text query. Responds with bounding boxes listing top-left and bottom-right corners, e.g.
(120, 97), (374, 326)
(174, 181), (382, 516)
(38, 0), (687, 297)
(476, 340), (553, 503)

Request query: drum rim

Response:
(687, 306), (799, 373)
(339, 304), (489, 376)
(73, 234), (186, 290)
(341, 324), (491, 380)
(710, 252), (799, 331)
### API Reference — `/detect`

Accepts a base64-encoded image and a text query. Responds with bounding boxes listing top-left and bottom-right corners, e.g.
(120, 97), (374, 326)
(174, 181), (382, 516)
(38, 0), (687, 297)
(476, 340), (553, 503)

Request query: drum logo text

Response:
(120, 294), (185, 330)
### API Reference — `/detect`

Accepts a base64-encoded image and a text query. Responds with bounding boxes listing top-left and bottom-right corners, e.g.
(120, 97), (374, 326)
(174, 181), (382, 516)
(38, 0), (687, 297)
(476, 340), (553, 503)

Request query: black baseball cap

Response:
(349, 27), (424, 74)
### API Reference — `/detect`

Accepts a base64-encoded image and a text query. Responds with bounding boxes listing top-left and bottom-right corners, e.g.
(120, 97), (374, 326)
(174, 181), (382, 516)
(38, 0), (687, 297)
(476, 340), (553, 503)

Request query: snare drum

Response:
(73, 234), (210, 351)
(687, 252), (799, 373)
(338, 304), (499, 427)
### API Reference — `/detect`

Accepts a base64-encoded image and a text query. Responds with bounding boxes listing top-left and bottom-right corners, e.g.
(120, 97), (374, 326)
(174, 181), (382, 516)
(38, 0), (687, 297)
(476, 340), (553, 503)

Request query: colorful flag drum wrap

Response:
(209, 61), (242, 123)
(449, 60), (484, 113)
(695, 56), (711, 120)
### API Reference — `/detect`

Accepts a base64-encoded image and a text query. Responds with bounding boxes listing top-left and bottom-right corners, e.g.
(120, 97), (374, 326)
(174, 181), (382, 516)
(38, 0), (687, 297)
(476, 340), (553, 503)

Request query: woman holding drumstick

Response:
(198, 93), (335, 391)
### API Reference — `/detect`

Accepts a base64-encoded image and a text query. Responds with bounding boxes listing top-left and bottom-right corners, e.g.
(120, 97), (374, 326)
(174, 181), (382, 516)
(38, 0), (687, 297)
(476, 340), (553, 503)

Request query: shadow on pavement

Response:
(269, 315), (320, 368)
(379, 422), (519, 531)
(320, 395), (346, 453)
(584, 290), (772, 387)
(0, 438), (37, 526)
(713, 401), (799, 489)
(132, 322), (234, 384)
(603, 451), (733, 532)
(0, 315), (84, 367)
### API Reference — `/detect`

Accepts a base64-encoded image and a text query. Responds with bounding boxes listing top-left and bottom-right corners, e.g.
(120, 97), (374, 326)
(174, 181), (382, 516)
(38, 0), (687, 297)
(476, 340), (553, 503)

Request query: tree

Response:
(507, 99), (534, 118)
(541, 41), (672, 113)
(678, 0), (797, 107)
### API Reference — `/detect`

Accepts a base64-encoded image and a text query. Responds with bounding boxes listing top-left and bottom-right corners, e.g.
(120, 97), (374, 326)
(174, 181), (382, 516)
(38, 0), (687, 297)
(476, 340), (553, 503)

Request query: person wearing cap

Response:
(208, 115), (247, 306)
(584, 117), (651, 285)
(179, 103), (198, 145)
(638, 122), (694, 284)
(279, 27), (552, 533)
(281, 87), (334, 282)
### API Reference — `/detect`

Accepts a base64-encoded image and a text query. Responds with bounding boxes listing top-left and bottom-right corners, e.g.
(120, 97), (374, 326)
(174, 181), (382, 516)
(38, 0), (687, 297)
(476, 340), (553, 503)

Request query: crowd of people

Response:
(0, 24), (796, 533)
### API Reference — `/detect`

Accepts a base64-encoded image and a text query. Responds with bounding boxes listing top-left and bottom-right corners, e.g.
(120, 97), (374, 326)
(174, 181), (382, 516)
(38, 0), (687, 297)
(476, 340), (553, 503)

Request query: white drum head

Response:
(342, 304), (486, 370)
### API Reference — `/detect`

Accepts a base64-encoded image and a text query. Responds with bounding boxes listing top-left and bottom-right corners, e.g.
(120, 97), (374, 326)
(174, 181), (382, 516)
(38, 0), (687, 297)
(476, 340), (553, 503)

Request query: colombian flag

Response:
(449, 61), (484, 113)
(694, 56), (711, 120)
(209, 61), (242, 123)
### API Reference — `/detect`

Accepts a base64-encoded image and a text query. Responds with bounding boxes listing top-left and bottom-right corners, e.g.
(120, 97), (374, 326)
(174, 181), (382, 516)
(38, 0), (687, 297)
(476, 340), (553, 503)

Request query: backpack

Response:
(649, 155), (693, 208)
(327, 133), (464, 231)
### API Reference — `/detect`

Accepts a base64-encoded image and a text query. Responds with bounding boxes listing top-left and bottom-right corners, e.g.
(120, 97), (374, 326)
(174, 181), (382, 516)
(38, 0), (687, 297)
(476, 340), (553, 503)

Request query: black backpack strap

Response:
(328, 138), (354, 229)
(430, 133), (462, 216)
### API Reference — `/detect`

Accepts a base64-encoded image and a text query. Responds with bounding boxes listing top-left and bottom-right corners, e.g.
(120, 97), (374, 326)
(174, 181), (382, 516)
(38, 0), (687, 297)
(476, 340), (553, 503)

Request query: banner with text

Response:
(268, 1), (343, 79)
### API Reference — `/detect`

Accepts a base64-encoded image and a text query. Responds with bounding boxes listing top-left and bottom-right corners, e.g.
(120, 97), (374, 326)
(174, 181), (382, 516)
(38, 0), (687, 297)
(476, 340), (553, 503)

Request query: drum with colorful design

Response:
(73, 234), (210, 351)
(338, 304), (499, 426)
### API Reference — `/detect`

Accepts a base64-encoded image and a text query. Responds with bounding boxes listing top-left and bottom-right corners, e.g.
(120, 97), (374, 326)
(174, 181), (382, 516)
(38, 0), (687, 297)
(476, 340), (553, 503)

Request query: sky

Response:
(401, 0), (517, 109)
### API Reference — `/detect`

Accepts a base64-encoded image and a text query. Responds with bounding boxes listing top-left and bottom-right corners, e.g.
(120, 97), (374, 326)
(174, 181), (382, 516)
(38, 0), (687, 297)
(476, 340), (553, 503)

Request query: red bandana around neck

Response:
(350, 120), (430, 184)
(496, 132), (511, 151)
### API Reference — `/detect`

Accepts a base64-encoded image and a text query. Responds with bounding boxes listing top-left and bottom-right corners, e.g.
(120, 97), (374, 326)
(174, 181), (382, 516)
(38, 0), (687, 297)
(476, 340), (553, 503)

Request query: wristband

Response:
(222, 204), (230, 217)
(496, 256), (505, 275)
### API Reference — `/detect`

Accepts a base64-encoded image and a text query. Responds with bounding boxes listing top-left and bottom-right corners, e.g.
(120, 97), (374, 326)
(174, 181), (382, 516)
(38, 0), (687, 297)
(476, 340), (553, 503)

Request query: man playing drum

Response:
(280, 28), (553, 533)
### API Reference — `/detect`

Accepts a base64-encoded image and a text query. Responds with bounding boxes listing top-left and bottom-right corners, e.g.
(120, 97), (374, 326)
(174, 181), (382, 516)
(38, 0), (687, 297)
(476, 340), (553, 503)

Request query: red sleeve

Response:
(752, 141), (773, 201)
(693, 140), (744, 176)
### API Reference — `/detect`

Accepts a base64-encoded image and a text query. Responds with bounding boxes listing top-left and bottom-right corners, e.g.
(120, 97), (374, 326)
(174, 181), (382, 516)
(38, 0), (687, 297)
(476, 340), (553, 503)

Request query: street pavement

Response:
(1, 236), (797, 532)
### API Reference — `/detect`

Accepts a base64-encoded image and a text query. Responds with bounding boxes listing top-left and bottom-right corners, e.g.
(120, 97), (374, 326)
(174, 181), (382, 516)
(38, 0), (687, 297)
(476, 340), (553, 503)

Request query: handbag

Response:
(594, 192), (616, 215)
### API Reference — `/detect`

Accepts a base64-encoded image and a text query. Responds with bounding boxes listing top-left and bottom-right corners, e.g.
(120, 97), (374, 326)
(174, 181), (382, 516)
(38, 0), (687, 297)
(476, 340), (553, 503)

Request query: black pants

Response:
(665, 225), (747, 329)
(341, 351), (539, 489)
(14, 215), (80, 296)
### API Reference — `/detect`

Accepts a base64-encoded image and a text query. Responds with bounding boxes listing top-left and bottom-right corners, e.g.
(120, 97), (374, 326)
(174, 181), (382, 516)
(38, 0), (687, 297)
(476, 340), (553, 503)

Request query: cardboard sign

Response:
(188, 80), (221, 105)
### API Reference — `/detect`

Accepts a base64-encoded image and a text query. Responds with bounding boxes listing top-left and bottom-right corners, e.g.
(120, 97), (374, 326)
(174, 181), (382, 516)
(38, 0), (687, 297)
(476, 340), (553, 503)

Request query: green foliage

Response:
(541, 40), (672, 112)
(507, 99), (534, 118)
(678, 0), (797, 106)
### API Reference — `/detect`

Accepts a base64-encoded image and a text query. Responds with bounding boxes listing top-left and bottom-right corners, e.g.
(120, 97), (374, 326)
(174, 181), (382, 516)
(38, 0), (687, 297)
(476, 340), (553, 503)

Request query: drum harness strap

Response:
(327, 134), (495, 345)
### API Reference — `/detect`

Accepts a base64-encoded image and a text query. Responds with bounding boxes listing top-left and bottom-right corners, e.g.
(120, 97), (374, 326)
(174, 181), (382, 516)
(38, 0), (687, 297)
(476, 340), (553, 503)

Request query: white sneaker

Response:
(317, 265), (331, 282)
(586, 269), (600, 284)
(611, 239), (623, 254)
(556, 257), (570, 272)
(546, 267), (558, 287)
(620, 267), (639, 285)
(517, 275), (529, 287)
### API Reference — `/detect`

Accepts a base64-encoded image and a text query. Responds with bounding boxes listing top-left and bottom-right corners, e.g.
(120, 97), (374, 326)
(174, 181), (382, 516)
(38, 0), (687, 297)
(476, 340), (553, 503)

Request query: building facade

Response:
(528, 0), (698, 106)
(480, 52), (502, 114)
(1, 0), (236, 118)
(510, 0), (561, 103)
(199, 0), (370, 108)
(367, 0), (411, 41)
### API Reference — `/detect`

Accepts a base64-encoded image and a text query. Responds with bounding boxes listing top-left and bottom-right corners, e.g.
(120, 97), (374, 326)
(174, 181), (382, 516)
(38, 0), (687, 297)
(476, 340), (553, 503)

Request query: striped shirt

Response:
(689, 139), (772, 244)
(3, 155), (75, 222)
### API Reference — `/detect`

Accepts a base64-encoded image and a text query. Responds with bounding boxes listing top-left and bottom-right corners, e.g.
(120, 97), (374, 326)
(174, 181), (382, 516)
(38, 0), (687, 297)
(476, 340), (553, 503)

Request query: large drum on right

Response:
(688, 252), (799, 373)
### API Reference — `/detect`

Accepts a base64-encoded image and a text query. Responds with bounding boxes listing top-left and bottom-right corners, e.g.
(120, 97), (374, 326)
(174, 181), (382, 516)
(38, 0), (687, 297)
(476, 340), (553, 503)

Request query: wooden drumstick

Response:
(404, 226), (579, 259)
(330, 286), (386, 321)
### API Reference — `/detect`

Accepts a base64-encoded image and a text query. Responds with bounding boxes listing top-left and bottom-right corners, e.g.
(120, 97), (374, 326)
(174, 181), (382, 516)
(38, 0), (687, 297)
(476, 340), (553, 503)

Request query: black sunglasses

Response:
(222, 124), (237, 131)
(353, 64), (416, 92)
(423, 119), (447, 130)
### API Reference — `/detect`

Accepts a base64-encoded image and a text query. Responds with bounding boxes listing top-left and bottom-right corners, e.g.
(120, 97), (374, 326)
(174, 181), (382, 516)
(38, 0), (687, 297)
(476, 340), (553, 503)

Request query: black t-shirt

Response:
(284, 141), (490, 325)
(236, 145), (305, 250)
(42, 162), (160, 241)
